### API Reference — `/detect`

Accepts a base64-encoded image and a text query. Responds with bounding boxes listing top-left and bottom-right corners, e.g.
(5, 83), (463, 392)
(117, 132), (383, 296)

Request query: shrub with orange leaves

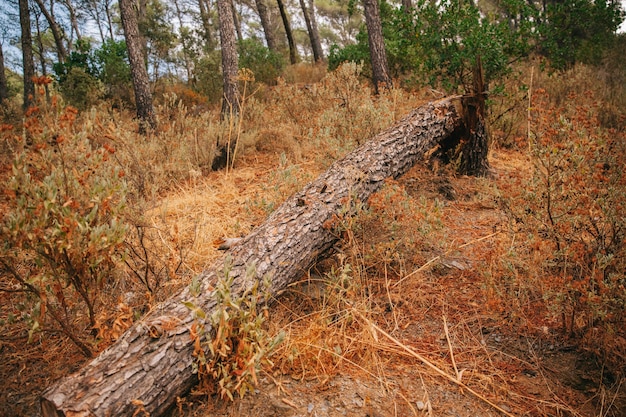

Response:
(507, 88), (626, 371)
(0, 104), (128, 357)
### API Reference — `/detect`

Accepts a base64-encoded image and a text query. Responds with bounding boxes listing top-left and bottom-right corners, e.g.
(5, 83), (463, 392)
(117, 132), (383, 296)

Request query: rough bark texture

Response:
(299, 0), (323, 62)
(363, 0), (392, 93)
(255, 0), (277, 51)
(41, 97), (468, 417)
(19, 0), (36, 110)
(276, 0), (298, 64)
(119, 0), (157, 133)
(217, 0), (240, 117)
(458, 56), (489, 177)
(0, 41), (9, 105)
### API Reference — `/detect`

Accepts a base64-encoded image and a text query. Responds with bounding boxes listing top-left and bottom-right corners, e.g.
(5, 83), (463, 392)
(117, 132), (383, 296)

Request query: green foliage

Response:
(328, 0), (535, 92)
(185, 258), (284, 400)
(91, 39), (132, 104)
(53, 39), (132, 108)
(539, 0), (625, 69)
(139, 0), (177, 62)
(0, 104), (128, 355)
(193, 52), (223, 103)
(407, 0), (534, 91)
(57, 67), (103, 110)
(53, 40), (102, 109)
(237, 39), (284, 85)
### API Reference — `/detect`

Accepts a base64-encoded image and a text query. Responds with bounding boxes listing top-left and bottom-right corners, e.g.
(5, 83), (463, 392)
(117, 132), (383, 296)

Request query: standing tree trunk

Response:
(105, 0), (115, 39)
(299, 0), (323, 62)
(458, 56), (489, 177)
(231, 0), (244, 42)
(60, 0), (83, 46)
(33, 0), (68, 63)
(217, 0), (240, 117)
(41, 96), (472, 417)
(0, 42), (8, 105)
(308, 0), (323, 61)
(276, 0), (298, 64)
(173, 0), (193, 82)
(255, 0), (277, 51)
(19, 0), (36, 110)
(119, 0), (157, 133)
(197, 0), (215, 49)
(402, 0), (412, 13)
(362, 0), (391, 93)
(33, 11), (51, 102)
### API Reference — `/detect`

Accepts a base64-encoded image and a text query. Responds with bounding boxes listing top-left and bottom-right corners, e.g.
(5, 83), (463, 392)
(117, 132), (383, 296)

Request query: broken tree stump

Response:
(41, 96), (470, 417)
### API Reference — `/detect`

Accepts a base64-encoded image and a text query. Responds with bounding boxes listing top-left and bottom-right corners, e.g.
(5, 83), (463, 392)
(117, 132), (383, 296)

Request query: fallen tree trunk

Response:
(41, 96), (468, 417)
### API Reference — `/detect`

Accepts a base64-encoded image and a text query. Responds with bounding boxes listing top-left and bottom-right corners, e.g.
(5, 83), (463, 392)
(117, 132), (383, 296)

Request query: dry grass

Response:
(1, 61), (625, 416)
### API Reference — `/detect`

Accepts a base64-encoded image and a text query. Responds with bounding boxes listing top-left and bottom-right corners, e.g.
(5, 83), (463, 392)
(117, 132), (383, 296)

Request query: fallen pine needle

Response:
(393, 231), (500, 288)
(353, 309), (516, 417)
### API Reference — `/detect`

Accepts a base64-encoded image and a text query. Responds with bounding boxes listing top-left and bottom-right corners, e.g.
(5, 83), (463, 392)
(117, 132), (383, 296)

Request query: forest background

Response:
(1, 0), (626, 415)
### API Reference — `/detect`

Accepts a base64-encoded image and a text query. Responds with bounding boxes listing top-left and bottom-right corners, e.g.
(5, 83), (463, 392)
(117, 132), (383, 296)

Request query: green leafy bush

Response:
(539, 0), (625, 69)
(238, 39), (285, 86)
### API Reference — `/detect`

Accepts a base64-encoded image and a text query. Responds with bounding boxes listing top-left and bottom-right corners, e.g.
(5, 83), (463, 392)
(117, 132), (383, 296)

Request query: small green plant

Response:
(185, 258), (284, 400)
(0, 99), (128, 357)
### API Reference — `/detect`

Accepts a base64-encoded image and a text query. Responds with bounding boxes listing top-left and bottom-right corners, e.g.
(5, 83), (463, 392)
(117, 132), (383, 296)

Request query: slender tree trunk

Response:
(41, 97), (470, 417)
(402, 0), (412, 13)
(34, 12), (50, 102)
(33, 0), (68, 63)
(362, 0), (392, 93)
(119, 0), (157, 133)
(173, 0), (193, 82)
(61, 0), (83, 44)
(231, 0), (244, 42)
(308, 0), (323, 61)
(0, 42), (9, 105)
(19, 0), (36, 110)
(255, 0), (277, 51)
(105, 0), (115, 39)
(299, 0), (323, 62)
(197, 0), (214, 49)
(277, 0), (298, 64)
(217, 0), (240, 117)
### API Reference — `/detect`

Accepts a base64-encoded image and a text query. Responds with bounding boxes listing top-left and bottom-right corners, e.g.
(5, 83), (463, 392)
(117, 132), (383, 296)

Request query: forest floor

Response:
(2, 145), (623, 417)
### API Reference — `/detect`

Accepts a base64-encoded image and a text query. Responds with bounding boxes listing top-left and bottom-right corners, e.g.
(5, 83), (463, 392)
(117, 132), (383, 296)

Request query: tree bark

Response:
(402, 0), (412, 14)
(197, 0), (215, 49)
(363, 0), (392, 93)
(19, 0), (36, 110)
(299, 0), (323, 62)
(217, 0), (240, 117)
(0, 42), (8, 105)
(61, 0), (83, 45)
(276, 0), (298, 64)
(33, 0), (68, 63)
(308, 0), (323, 61)
(41, 96), (475, 417)
(231, 0), (244, 42)
(458, 56), (489, 177)
(255, 0), (277, 51)
(119, 0), (157, 133)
